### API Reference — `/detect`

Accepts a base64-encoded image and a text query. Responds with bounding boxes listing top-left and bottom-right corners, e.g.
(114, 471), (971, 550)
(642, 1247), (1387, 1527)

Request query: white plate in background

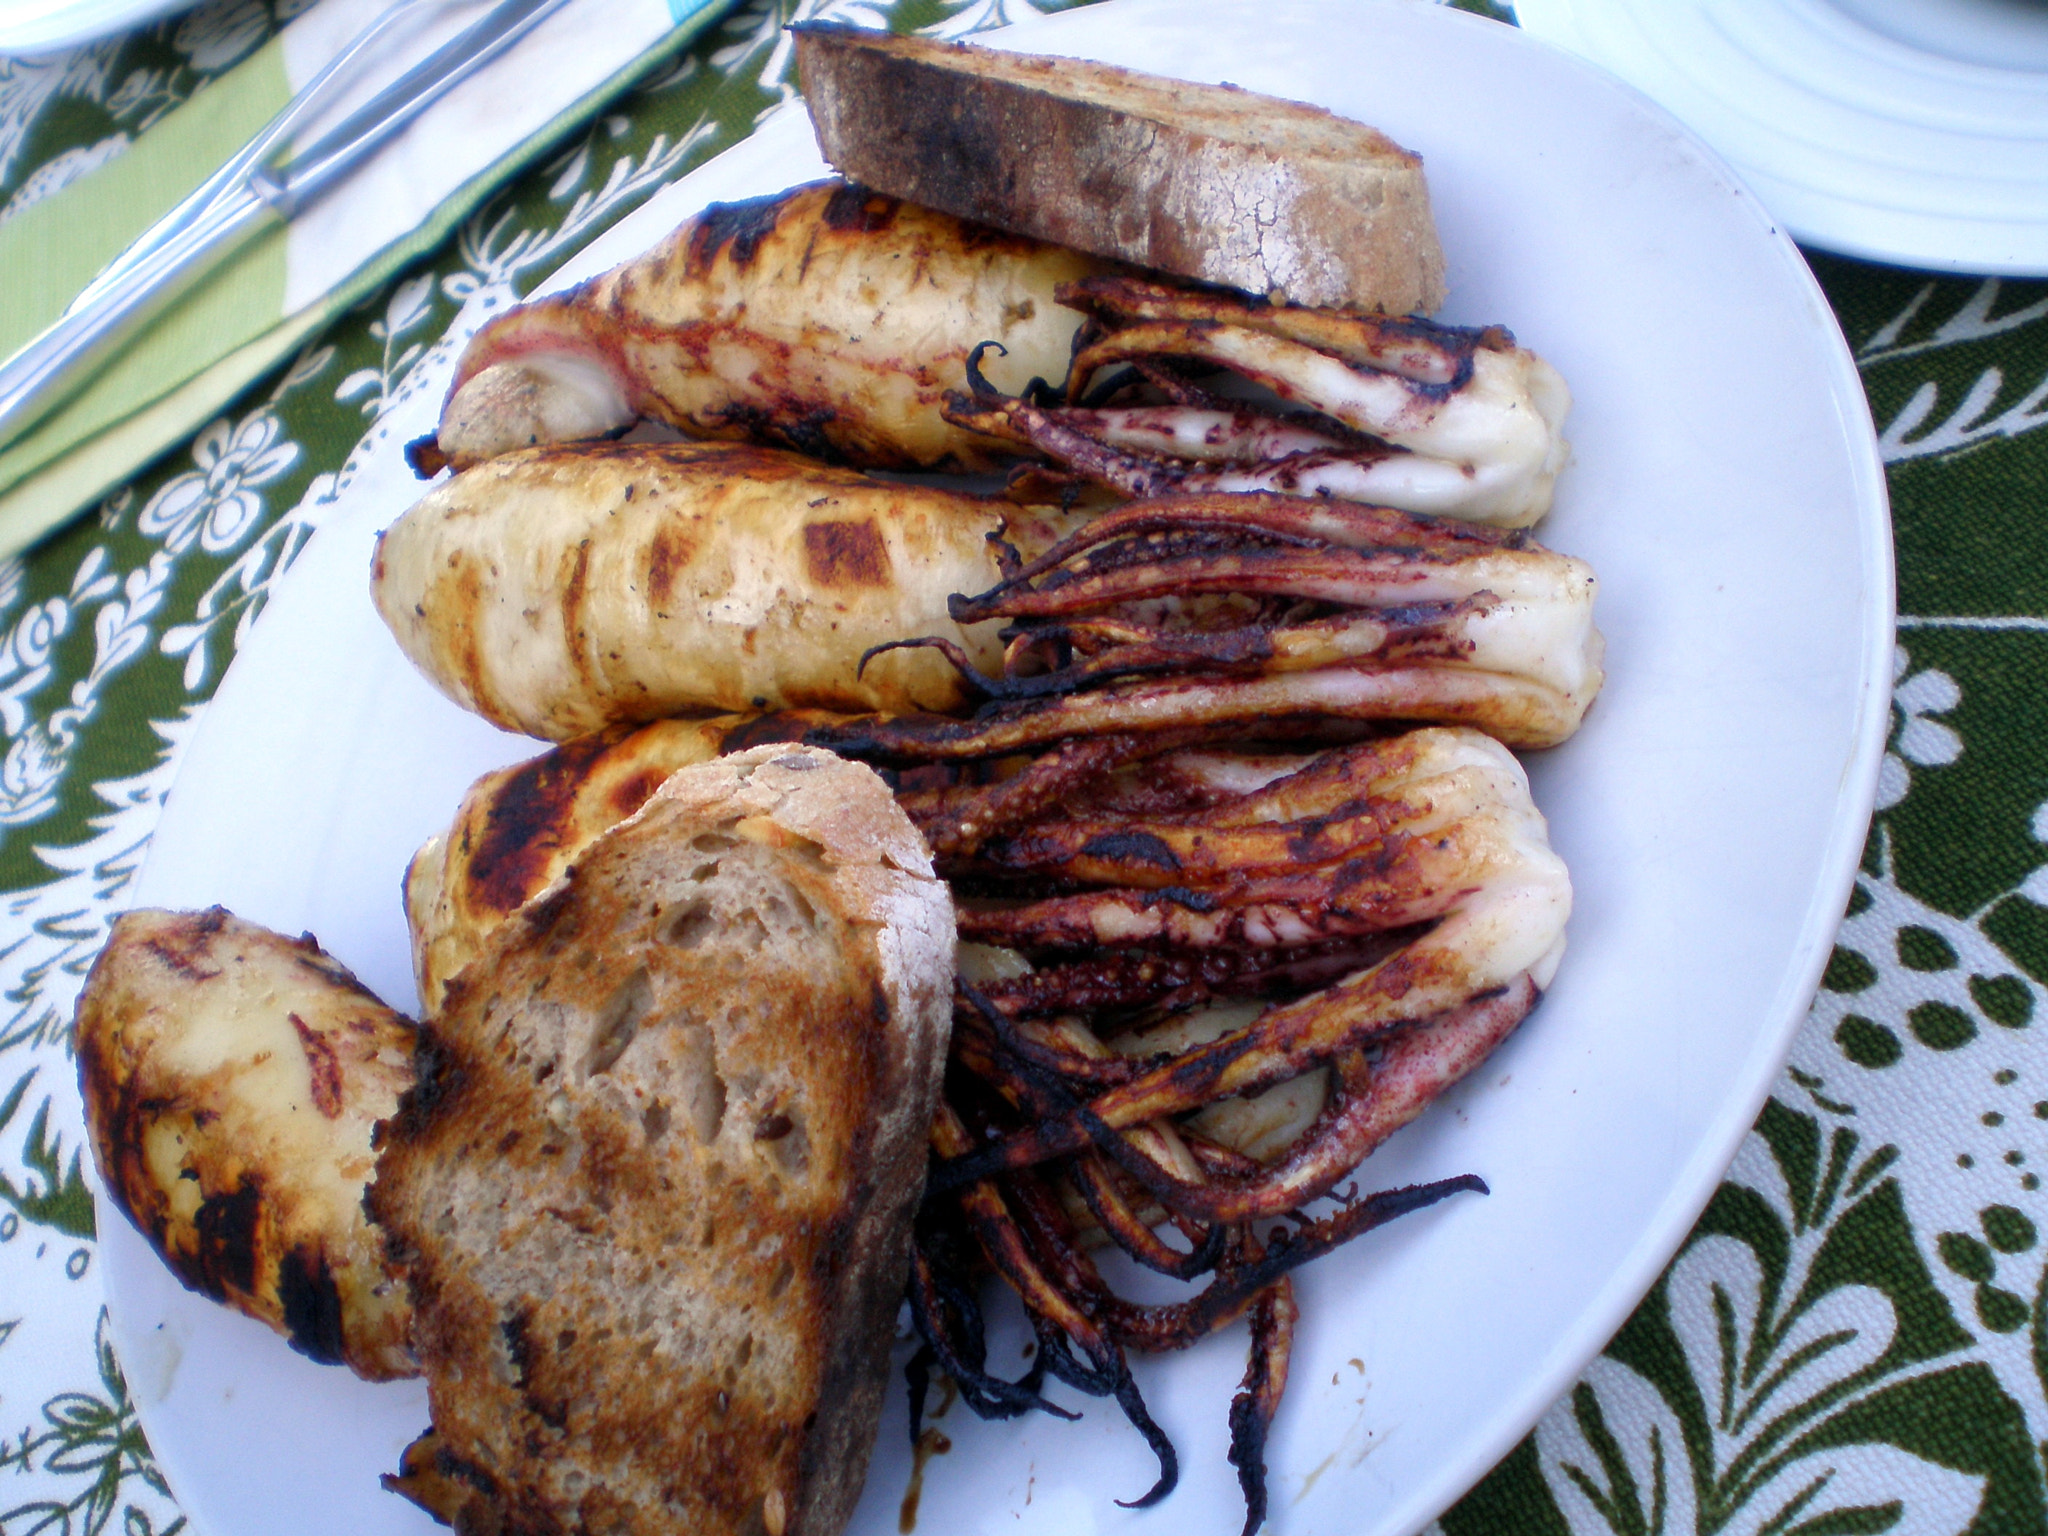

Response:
(1516, 0), (2048, 274)
(101, 4), (1894, 1535)
(0, 0), (193, 56)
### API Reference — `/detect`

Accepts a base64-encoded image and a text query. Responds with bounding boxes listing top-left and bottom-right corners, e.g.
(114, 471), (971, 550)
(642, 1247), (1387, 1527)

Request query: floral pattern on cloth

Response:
(0, 4), (2044, 1535)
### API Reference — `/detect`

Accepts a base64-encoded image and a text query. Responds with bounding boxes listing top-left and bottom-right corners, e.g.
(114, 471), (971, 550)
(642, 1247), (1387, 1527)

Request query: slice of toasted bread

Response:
(75, 907), (419, 1380)
(793, 23), (1446, 315)
(369, 745), (955, 1536)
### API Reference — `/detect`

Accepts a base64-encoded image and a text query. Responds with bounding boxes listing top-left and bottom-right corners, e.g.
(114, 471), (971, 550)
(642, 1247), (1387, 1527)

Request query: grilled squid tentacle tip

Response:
(964, 340), (1011, 401)
(1109, 1372), (1181, 1510)
(858, 635), (957, 682)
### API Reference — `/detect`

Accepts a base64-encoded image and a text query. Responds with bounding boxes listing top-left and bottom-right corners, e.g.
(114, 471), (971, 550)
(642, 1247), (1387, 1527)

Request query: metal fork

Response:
(0, 0), (580, 449)
(66, 0), (443, 315)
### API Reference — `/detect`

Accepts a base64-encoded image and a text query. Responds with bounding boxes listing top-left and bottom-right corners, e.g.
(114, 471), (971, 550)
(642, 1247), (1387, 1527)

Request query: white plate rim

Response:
(1516, 0), (2048, 275)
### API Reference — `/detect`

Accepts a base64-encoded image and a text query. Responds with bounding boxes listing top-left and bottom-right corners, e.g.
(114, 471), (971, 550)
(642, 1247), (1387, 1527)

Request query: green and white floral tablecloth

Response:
(2, 1), (2046, 1532)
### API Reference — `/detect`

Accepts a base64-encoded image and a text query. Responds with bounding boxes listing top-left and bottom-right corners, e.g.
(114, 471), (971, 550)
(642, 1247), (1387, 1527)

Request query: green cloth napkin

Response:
(0, 0), (734, 559)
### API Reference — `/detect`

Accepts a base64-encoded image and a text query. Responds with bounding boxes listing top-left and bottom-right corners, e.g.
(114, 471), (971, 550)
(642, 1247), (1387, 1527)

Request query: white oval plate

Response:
(1515, 0), (2048, 275)
(101, 3), (1894, 1534)
(0, 0), (195, 57)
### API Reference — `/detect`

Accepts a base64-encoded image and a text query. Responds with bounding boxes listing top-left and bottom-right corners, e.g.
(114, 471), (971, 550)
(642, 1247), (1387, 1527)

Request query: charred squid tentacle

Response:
(857, 635), (1019, 700)
(812, 663), (1589, 755)
(967, 992), (1438, 1227)
(948, 391), (1406, 506)
(1084, 1175), (1490, 1352)
(939, 274), (1569, 524)
(936, 969), (1542, 1190)
(906, 1224), (1069, 1425)
(1084, 982), (1540, 1225)
(1229, 1278), (1298, 1536)
(958, 997), (1155, 1084)
(914, 731), (1187, 859)
(961, 602), (1498, 701)
(933, 1104), (1180, 1509)
(952, 542), (1516, 624)
(999, 1144), (1482, 1368)
(1068, 1151), (1229, 1280)
(973, 491), (1523, 593)
(968, 941), (1416, 1020)
(954, 875), (1459, 954)
(1089, 1048), (1385, 1224)
(1056, 275), (1502, 386)
(970, 798), (1405, 886)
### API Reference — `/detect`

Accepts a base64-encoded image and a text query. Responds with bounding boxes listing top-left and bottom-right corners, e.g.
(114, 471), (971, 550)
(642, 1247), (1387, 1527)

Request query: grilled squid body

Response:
(75, 908), (418, 1380)
(406, 719), (732, 1013)
(428, 179), (1106, 475)
(372, 441), (1084, 740)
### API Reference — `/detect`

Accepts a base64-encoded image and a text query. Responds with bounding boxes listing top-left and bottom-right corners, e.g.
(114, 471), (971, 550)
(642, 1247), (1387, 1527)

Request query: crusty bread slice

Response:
(75, 908), (418, 1380)
(793, 23), (1446, 315)
(368, 745), (955, 1536)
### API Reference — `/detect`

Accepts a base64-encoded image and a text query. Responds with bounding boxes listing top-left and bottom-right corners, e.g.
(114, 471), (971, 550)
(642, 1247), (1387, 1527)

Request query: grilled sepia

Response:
(375, 449), (1599, 751)
(372, 441), (1086, 739)
(75, 908), (417, 1380)
(422, 179), (1107, 476)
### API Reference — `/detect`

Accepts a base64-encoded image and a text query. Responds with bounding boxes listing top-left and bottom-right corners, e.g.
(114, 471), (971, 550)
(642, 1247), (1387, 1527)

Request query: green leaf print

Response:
(1536, 1096), (2041, 1533)
(0, 1071), (92, 1239)
(0, 1313), (182, 1536)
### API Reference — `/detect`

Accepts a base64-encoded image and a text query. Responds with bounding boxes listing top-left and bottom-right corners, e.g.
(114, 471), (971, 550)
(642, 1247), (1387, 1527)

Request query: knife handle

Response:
(0, 193), (276, 452)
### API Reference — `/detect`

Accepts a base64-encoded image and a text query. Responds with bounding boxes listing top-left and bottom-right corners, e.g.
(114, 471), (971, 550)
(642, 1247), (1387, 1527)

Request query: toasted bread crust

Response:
(795, 25), (1447, 315)
(75, 908), (418, 1379)
(370, 746), (954, 1536)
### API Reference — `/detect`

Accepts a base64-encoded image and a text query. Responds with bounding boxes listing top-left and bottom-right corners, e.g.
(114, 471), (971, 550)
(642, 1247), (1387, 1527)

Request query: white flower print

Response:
(0, 134), (129, 226)
(1538, 1121), (1994, 1535)
(926, 0), (1053, 36)
(713, 0), (891, 105)
(0, 45), (114, 186)
(137, 410), (298, 555)
(0, 723), (66, 825)
(1875, 646), (1960, 811)
(2021, 801), (2048, 906)
(171, 0), (271, 72)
